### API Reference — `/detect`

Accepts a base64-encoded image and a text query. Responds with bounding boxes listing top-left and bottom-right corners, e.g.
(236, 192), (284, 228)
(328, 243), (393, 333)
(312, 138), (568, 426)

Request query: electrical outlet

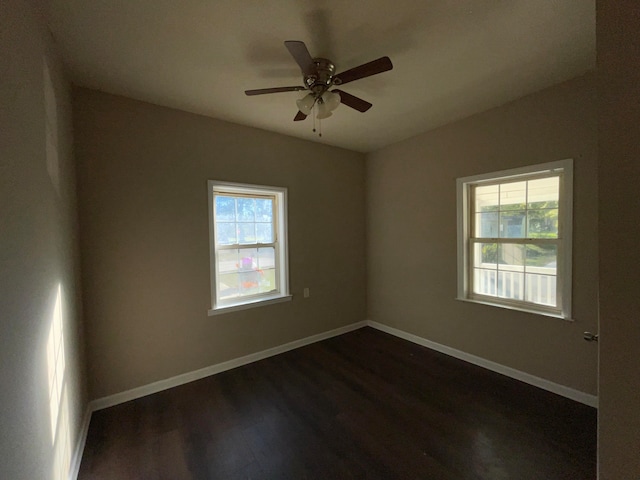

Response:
(303, 287), (310, 298)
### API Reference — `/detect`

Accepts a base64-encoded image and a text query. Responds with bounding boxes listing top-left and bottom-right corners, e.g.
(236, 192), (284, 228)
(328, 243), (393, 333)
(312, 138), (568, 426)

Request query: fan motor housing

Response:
(305, 58), (339, 94)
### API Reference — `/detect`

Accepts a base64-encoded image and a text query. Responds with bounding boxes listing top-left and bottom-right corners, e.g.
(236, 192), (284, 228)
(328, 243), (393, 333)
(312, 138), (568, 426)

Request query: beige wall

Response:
(367, 73), (598, 395)
(597, 0), (640, 477)
(73, 89), (366, 400)
(0, 0), (87, 478)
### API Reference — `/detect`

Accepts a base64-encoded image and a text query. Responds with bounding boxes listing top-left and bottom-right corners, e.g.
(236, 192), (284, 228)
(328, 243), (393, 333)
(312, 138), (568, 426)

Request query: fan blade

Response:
(294, 111), (307, 121)
(284, 41), (316, 77)
(333, 89), (372, 112)
(334, 57), (393, 85)
(245, 86), (306, 96)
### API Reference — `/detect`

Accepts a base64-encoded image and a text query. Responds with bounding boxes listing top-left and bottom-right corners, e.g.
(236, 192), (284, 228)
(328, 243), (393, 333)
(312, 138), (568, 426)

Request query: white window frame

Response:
(207, 180), (291, 315)
(456, 159), (573, 320)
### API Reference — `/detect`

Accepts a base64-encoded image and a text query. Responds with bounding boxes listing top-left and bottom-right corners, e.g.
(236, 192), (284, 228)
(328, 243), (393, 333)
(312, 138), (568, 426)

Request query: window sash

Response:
(213, 245), (281, 305)
(468, 237), (562, 312)
(469, 171), (564, 241)
(213, 192), (278, 244)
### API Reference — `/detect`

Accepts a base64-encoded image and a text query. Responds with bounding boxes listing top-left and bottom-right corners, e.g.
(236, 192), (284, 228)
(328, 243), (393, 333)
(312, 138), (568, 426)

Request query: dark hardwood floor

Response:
(78, 327), (597, 479)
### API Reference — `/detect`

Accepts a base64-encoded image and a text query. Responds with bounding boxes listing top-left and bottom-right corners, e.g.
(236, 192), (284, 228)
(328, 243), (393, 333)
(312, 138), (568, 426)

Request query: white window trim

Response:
(456, 159), (573, 320)
(207, 180), (291, 316)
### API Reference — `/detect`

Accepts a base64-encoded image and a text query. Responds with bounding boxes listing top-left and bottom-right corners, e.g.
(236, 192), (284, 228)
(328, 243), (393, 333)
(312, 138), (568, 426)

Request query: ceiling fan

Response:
(245, 41), (393, 122)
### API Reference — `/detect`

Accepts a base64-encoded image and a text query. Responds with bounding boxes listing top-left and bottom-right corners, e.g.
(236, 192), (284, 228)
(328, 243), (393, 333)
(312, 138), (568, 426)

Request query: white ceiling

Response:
(41, 0), (595, 153)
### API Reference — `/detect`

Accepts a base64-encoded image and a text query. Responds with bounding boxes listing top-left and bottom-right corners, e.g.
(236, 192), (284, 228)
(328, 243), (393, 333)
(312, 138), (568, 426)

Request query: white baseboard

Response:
(91, 321), (368, 412)
(366, 320), (598, 408)
(68, 405), (92, 480)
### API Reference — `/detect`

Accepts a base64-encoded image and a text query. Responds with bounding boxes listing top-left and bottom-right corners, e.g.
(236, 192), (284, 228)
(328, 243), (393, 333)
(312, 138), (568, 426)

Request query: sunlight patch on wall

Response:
(46, 284), (71, 479)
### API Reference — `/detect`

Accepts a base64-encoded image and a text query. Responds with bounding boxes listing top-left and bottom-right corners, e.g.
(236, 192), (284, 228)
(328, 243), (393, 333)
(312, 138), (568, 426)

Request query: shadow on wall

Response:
(44, 56), (60, 197)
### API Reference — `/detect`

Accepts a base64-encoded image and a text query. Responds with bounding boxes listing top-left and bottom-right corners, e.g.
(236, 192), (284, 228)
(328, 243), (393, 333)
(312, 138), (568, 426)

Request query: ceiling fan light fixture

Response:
(322, 90), (341, 112)
(316, 101), (333, 119)
(296, 94), (315, 116)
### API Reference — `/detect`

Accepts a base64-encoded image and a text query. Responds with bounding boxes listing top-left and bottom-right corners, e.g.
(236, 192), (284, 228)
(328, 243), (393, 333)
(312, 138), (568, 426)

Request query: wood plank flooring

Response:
(78, 327), (596, 479)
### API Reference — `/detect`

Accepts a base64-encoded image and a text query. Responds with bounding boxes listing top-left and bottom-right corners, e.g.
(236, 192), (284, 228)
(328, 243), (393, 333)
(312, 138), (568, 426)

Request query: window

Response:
(208, 181), (290, 315)
(456, 160), (573, 319)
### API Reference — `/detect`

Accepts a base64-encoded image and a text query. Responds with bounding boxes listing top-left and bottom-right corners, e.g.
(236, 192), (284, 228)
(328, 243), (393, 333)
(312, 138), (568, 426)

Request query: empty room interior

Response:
(2, 0), (639, 479)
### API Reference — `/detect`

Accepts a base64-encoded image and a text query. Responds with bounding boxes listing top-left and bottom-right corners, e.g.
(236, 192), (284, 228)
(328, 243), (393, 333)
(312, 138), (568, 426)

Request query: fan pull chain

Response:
(312, 104), (316, 133)
(309, 103), (322, 137)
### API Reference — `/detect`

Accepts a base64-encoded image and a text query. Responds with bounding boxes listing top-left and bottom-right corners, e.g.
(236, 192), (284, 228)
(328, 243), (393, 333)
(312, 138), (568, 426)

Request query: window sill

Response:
(455, 297), (573, 321)
(208, 294), (292, 316)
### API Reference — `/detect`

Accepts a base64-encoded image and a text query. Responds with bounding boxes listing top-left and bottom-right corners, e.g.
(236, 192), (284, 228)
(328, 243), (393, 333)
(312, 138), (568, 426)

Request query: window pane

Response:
(525, 273), (557, 306)
(258, 247), (275, 269)
(259, 268), (276, 293)
(238, 223), (256, 244)
(475, 212), (498, 238)
(496, 244), (525, 300)
(215, 196), (236, 222)
(525, 245), (557, 274)
(218, 273), (239, 300)
(238, 248), (258, 271)
(473, 268), (497, 296)
(497, 271), (524, 300)
(500, 181), (526, 211)
(527, 209), (558, 238)
(500, 212), (526, 238)
(474, 243), (497, 268)
(255, 198), (273, 222)
(239, 272), (260, 296)
(218, 249), (238, 273)
(474, 185), (499, 212)
(498, 244), (524, 272)
(256, 223), (273, 243)
(216, 222), (237, 245)
(527, 177), (559, 209)
(237, 198), (255, 222)
(525, 244), (557, 306)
